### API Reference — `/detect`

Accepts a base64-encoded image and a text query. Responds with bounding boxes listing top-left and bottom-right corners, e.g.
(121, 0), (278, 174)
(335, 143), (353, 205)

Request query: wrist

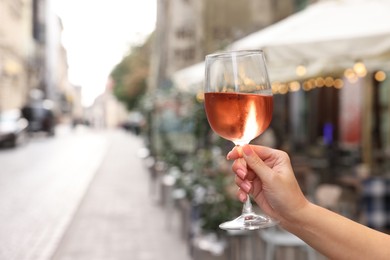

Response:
(278, 200), (313, 232)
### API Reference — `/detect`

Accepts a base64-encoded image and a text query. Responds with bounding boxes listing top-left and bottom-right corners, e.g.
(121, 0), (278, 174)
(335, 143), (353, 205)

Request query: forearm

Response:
(281, 202), (390, 260)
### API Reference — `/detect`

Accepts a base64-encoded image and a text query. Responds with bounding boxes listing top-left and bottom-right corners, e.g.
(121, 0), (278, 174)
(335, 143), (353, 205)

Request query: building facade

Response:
(0, 0), (79, 121)
(0, 0), (30, 110)
(149, 0), (299, 93)
(147, 0), (307, 156)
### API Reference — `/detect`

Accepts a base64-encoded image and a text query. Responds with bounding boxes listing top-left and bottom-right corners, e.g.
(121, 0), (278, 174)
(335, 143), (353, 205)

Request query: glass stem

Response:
(234, 144), (254, 215)
(242, 194), (253, 214)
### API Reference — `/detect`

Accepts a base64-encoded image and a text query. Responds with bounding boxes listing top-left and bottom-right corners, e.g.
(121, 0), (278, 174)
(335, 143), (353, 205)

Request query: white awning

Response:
(172, 62), (204, 93)
(228, 0), (390, 81)
(172, 0), (390, 93)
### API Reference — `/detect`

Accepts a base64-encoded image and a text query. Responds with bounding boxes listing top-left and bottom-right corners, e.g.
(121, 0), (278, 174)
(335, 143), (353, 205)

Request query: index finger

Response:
(227, 145), (275, 160)
(226, 146), (243, 160)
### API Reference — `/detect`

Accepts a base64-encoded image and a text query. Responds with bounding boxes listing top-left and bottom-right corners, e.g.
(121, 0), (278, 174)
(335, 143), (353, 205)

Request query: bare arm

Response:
(284, 202), (390, 260)
(228, 145), (390, 260)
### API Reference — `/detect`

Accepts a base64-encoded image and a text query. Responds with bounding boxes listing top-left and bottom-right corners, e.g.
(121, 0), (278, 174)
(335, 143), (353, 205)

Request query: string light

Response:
(344, 68), (359, 83)
(296, 65), (307, 77)
(374, 71), (386, 82)
(271, 64), (378, 94)
(272, 82), (281, 94)
(271, 61), (387, 95)
(334, 79), (344, 89)
(325, 77), (334, 87)
(302, 81), (312, 91)
(279, 83), (289, 94)
(315, 77), (325, 87)
(289, 81), (300, 92)
(344, 68), (355, 79)
(353, 61), (367, 77)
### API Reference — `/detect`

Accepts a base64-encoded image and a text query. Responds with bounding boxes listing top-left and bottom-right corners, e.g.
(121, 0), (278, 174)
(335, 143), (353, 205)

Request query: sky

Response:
(53, 0), (157, 106)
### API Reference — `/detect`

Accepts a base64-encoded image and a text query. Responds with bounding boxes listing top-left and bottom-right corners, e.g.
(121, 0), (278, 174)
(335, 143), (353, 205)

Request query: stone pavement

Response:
(52, 130), (192, 260)
(0, 126), (108, 260)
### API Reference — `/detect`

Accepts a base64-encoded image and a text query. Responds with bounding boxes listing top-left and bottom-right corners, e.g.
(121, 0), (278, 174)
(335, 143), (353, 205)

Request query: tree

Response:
(110, 35), (152, 111)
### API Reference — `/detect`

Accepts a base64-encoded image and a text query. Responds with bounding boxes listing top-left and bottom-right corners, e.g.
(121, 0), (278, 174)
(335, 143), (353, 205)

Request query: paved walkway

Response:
(52, 130), (191, 260)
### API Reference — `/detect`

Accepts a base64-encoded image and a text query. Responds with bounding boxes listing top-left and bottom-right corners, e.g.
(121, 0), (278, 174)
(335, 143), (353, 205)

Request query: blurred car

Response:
(22, 100), (56, 136)
(0, 109), (29, 147)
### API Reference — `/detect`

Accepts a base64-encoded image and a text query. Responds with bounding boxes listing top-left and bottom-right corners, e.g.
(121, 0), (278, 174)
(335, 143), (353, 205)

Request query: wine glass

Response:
(204, 50), (277, 230)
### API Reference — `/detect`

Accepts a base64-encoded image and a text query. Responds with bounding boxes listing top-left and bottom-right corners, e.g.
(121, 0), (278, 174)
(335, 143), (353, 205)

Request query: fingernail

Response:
(239, 192), (247, 202)
(243, 145), (253, 156)
(237, 169), (246, 179)
(242, 181), (251, 193)
(226, 151), (232, 160)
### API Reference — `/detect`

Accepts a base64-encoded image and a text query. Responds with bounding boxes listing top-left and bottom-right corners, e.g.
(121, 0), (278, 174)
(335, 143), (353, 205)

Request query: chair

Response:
(226, 230), (256, 260)
(258, 184), (343, 260)
(259, 227), (316, 260)
(315, 184), (343, 212)
(360, 177), (390, 232)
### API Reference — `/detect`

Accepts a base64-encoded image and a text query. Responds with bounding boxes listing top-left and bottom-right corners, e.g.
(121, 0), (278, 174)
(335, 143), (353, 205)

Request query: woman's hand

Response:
(227, 144), (309, 223)
(228, 145), (390, 260)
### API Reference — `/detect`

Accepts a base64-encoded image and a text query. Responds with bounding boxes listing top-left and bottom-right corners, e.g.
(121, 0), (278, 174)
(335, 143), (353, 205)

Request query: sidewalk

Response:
(52, 130), (192, 260)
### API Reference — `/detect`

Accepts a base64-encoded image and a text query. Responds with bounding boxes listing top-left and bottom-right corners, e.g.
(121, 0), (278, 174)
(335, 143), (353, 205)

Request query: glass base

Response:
(219, 213), (278, 231)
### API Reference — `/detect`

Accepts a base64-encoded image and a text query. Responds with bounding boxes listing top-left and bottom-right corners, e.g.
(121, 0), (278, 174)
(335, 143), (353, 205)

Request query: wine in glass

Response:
(204, 50), (277, 230)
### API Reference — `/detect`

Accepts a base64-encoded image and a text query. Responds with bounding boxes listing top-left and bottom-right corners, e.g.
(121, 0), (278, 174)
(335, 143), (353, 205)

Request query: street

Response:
(0, 126), (191, 260)
(0, 126), (108, 259)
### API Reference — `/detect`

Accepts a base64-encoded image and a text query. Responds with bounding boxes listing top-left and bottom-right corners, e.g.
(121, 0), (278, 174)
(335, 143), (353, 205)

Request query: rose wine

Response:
(204, 92), (273, 145)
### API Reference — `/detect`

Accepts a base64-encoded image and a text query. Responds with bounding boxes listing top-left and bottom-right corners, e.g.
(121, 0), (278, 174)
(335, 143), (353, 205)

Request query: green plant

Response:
(198, 171), (242, 234)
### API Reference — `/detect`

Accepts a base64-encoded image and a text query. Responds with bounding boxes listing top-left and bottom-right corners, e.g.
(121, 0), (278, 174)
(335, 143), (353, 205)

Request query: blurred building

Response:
(149, 0), (312, 92)
(87, 78), (127, 129)
(65, 84), (83, 125)
(147, 0), (314, 155)
(163, 0), (390, 175)
(0, 0), (81, 122)
(0, 0), (30, 110)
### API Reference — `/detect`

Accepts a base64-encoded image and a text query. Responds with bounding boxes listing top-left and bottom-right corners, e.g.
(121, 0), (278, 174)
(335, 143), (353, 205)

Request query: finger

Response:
(248, 145), (290, 169)
(232, 158), (247, 176)
(235, 176), (252, 193)
(235, 175), (244, 185)
(232, 158), (256, 181)
(245, 167), (257, 181)
(241, 145), (272, 181)
(251, 178), (263, 196)
(227, 146), (243, 160)
(237, 188), (248, 203)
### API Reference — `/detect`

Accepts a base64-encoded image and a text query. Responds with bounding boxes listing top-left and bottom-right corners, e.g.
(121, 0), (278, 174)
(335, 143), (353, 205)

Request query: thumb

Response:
(242, 145), (271, 181)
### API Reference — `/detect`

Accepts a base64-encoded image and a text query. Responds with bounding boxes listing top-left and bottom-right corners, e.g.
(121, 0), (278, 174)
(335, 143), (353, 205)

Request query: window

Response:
(175, 28), (194, 39)
(174, 47), (196, 61)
